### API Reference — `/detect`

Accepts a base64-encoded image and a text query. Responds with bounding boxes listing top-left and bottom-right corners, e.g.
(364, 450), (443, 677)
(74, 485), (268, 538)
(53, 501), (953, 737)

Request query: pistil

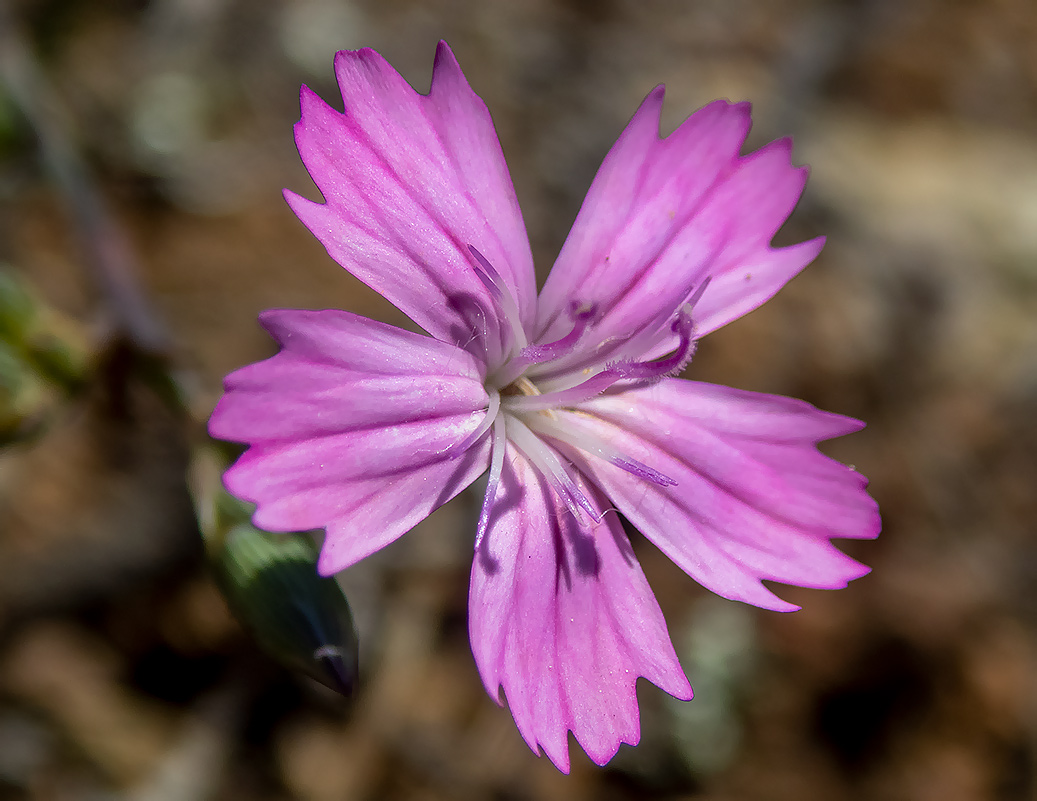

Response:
(503, 309), (697, 413)
(489, 302), (596, 389)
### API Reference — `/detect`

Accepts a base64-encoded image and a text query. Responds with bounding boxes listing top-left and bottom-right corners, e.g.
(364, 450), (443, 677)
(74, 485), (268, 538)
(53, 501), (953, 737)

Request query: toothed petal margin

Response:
(469, 447), (692, 772)
(567, 379), (880, 611)
(209, 310), (492, 574)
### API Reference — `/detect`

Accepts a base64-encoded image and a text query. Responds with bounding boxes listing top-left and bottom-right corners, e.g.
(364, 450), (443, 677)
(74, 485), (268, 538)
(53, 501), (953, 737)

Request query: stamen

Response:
(525, 413), (677, 487)
(490, 302), (596, 388)
(448, 389), (500, 457)
(475, 413), (507, 549)
(504, 309), (697, 412)
(506, 415), (599, 521)
(529, 276), (713, 383)
(468, 245), (527, 352)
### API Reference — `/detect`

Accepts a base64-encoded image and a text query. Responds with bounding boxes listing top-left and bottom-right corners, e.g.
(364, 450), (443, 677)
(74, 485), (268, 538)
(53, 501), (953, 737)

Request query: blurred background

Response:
(0, 0), (1035, 798)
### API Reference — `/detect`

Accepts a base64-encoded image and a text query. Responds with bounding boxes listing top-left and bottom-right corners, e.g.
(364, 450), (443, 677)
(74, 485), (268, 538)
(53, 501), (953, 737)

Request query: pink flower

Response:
(209, 42), (879, 771)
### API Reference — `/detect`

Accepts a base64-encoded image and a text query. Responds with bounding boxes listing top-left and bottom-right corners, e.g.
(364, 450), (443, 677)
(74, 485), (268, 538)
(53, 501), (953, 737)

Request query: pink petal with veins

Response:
(535, 95), (821, 370)
(565, 379), (880, 611)
(285, 42), (535, 368)
(469, 447), (691, 772)
(209, 310), (491, 573)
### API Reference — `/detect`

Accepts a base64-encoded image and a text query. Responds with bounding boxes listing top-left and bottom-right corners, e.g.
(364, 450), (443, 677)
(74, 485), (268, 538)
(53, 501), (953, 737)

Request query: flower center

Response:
(463, 245), (710, 546)
(499, 307), (697, 413)
(500, 375), (541, 397)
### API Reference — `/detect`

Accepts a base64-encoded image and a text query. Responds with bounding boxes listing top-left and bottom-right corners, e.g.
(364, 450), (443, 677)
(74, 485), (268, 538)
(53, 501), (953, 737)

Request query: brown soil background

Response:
(0, 0), (1035, 799)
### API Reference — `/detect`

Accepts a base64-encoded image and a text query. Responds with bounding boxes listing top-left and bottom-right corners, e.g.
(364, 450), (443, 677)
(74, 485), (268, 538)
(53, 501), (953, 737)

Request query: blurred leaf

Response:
(0, 268), (90, 444)
(0, 269), (37, 343)
(667, 597), (759, 777)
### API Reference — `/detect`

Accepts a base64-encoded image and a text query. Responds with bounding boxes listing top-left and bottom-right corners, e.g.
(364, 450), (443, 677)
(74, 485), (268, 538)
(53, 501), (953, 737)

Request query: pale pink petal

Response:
(209, 310), (491, 574)
(469, 447), (692, 773)
(563, 380), (879, 612)
(534, 92), (820, 370)
(285, 41), (535, 368)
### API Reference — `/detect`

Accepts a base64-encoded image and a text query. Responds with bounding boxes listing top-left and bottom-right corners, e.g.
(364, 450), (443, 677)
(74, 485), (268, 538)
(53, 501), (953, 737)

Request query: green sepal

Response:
(192, 449), (359, 697)
(214, 522), (359, 697)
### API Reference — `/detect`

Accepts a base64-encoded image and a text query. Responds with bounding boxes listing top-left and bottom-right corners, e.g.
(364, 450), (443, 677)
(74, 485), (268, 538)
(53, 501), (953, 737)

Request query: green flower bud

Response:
(214, 522), (359, 697)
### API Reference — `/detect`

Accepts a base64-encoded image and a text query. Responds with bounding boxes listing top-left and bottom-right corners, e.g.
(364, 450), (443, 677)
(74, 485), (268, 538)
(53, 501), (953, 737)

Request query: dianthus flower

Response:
(209, 42), (879, 771)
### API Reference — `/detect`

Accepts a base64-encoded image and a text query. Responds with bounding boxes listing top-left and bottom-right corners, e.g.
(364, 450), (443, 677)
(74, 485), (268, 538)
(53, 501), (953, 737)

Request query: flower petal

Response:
(469, 447), (692, 773)
(285, 41), (535, 368)
(209, 310), (491, 574)
(534, 92), (820, 370)
(564, 379), (880, 612)
(689, 235), (824, 337)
